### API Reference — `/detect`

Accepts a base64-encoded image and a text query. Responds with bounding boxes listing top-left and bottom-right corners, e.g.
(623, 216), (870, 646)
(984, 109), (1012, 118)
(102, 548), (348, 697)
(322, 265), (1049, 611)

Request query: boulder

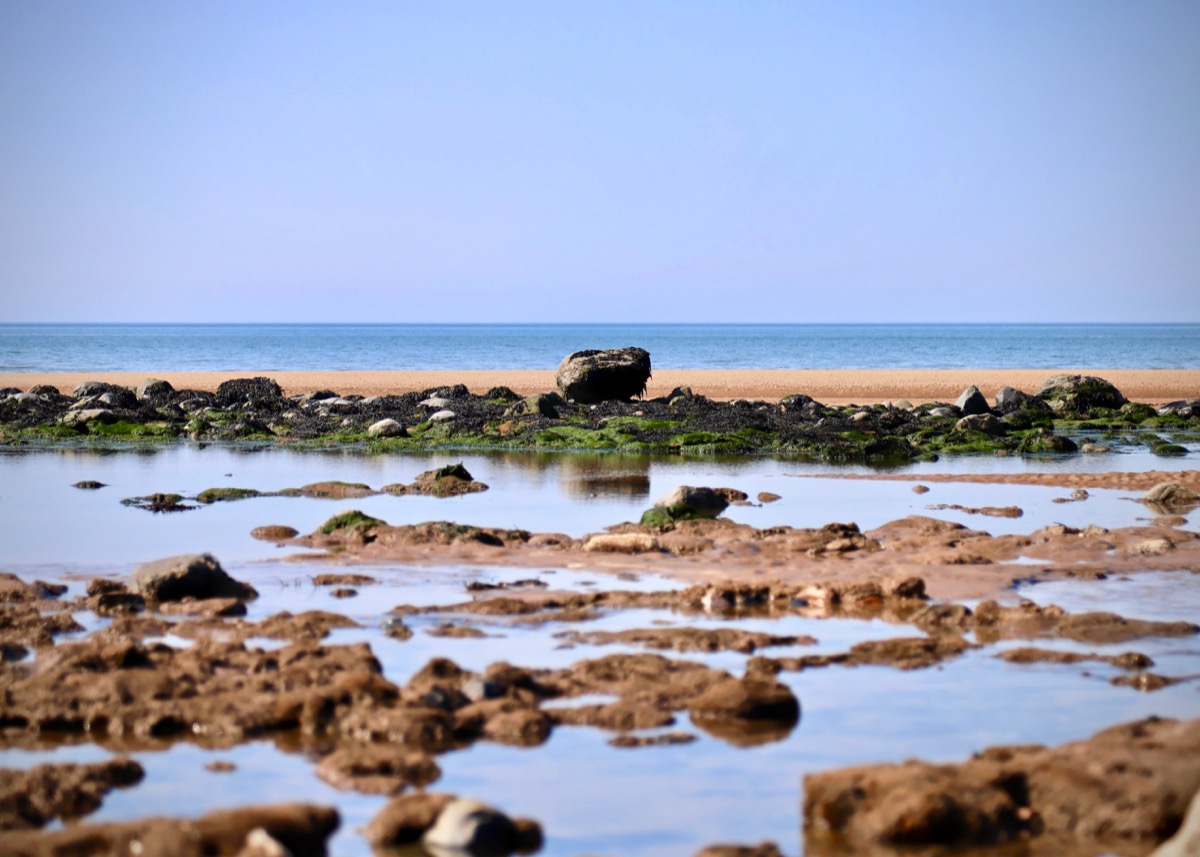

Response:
(61, 409), (118, 428)
(131, 553), (257, 602)
(993, 386), (1051, 415)
(216, 377), (284, 407)
(136, 378), (176, 401)
(654, 486), (729, 519)
(1141, 482), (1199, 511)
(954, 385), (990, 416)
(779, 394), (825, 419)
(71, 380), (128, 399)
(1036, 374), (1127, 412)
(555, 347), (651, 403)
(367, 418), (406, 438)
(955, 414), (1007, 436)
(1158, 398), (1200, 418)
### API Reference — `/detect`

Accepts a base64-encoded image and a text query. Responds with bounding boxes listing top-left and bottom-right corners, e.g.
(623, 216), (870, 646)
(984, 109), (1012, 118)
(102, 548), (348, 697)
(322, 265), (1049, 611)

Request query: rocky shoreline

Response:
(2, 372), (1198, 461)
(3, 366), (1199, 856)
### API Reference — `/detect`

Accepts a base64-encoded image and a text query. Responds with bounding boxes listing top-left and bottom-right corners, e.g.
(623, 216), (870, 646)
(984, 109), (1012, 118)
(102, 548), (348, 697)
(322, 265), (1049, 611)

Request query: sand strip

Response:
(2, 369), (1197, 406)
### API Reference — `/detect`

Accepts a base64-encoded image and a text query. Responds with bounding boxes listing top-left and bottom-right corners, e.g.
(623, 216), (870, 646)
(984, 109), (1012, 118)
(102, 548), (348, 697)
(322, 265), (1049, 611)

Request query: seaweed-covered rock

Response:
(215, 377), (284, 407)
(556, 347), (651, 403)
(994, 386), (1052, 414)
(136, 378), (175, 401)
(1036, 374), (1128, 413)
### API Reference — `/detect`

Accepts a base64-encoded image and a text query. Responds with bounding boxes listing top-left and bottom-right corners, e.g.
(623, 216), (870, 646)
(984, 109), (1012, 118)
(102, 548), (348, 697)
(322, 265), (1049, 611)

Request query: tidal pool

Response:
(1, 443), (1198, 856)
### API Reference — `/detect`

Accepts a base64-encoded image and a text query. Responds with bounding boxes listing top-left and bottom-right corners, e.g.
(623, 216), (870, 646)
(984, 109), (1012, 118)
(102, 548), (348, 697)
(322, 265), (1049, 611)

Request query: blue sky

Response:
(1, 1), (1197, 323)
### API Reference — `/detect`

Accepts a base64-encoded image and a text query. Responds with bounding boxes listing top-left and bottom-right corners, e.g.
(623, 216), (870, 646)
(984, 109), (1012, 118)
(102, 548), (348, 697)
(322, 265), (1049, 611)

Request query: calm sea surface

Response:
(1, 323), (1197, 372)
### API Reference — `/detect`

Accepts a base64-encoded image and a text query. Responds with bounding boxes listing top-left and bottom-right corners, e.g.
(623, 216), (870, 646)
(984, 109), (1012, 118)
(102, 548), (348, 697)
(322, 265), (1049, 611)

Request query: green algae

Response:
(196, 487), (262, 503)
(320, 510), (383, 534)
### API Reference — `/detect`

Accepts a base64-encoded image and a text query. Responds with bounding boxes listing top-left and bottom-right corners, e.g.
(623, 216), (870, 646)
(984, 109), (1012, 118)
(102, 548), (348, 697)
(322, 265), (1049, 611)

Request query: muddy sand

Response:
(5, 368), (1199, 406)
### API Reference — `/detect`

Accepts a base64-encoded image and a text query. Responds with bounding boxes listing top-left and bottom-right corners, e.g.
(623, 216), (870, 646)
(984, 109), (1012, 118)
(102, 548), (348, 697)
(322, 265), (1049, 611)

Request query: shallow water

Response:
(2, 444), (1199, 856)
(1, 443), (1195, 569)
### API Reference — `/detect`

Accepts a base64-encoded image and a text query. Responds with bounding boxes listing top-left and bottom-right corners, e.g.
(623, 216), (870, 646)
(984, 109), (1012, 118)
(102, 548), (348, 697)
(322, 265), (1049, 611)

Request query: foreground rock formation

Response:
(804, 717), (1200, 854)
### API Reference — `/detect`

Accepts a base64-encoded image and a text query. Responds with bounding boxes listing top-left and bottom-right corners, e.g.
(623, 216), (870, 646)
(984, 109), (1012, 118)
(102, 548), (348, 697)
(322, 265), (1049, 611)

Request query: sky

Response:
(1, 1), (1198, 324)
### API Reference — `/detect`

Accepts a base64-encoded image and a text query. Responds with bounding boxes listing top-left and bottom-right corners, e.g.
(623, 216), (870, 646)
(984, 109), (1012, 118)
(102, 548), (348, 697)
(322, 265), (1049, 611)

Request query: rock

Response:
(779, 394), (825, 418)
(1142, 482), (1199, 510)
(419, 396), (454, 408)
(556, 347), (652, 403)
(1036, 373), (1127, 412)
(688, 677), (800, 724)
(804, 716), (1200, 849)
(1152, 788), (1200, 857)
(1158, 398), (1200, 418)
(136, 378), (175, 401)
(954, 385), (990, 416)
(131, 553), (257, 602)
(505, 393), (561, 418)
(993, 386), (1052, 414)
(315, 745), (440, 795)
(955, 413), (1007, 436)
(0, 803), (339, 857)
(0, 757), (143, 830)
(423, 797), (541, 855)
(654, 485), (730, 519)
(71, 380), (127, 399)
(1017, 430), (1078, 454)
(73, 480), (106, 490)
(583, 533), (661, 553)
(367, 418), (406, 438)
(912, 484), (930, 494)
(366, 793), (455, 847)
(61, 408), (117, 427)
(215, 377), (284, 406)
(694, 844), (784, 857)
(251, 525), (299, 541)
(757, 492), (781, 503)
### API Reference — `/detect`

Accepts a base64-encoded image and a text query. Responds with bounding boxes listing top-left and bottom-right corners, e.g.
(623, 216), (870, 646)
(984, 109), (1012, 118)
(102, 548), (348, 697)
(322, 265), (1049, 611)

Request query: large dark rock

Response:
(994, 386), (1052, 415)
(215, 377), (284, 407)
(130, 553), (257, 602)
(555, 347), (651, 404)
(1036, 374), (1128, 412)
(954, 385), (990, 416)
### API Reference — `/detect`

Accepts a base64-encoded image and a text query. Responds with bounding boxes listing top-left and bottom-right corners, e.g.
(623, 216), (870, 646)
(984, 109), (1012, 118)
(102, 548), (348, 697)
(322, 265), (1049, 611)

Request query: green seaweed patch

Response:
(89, 420), (178, 439)
(1017, 430), (1079, 454)
(320, 510), (384, 534)
(197, 487), (262, 503)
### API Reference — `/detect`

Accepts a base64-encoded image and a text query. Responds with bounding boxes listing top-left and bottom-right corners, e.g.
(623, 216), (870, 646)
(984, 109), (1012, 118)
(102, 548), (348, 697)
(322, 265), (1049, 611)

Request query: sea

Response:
(1, 322), (1198, 372)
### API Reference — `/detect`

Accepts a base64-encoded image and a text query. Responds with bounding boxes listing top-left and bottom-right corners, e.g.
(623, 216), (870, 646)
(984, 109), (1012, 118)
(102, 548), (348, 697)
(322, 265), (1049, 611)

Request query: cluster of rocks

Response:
(2, 368), (1193, 460)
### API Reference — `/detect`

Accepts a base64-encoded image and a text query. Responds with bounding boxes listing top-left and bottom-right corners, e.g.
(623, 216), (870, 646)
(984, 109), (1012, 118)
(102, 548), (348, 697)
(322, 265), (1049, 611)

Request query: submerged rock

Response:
(556, 347), (652, 403)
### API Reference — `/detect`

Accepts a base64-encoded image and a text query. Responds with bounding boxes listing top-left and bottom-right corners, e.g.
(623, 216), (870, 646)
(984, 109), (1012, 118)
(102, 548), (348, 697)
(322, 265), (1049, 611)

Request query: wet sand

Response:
(4, 368), (1198, 405)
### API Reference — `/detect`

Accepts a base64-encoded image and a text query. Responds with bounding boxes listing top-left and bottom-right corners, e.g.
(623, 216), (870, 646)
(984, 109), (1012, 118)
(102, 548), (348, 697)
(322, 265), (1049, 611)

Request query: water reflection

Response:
(557, 454), (651, 501)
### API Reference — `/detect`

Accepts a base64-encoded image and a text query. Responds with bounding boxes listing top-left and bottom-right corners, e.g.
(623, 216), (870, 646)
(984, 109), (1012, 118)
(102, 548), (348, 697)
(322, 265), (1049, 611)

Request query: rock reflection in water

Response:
(557, 453), (651, 501)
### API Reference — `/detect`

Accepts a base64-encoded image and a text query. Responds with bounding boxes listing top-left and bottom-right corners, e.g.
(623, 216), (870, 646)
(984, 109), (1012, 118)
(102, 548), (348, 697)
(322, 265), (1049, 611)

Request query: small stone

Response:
(251, 525), (299, 541)
(912, 484), (930, 494)
(757, 492), (781, 503)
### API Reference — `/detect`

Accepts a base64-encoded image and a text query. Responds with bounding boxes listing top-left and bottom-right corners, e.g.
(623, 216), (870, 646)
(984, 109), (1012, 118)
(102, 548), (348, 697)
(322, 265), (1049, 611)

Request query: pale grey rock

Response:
(61, 408), (116, 427)
(368, 418), (406, 438)
(955, 414), (1007, 436)
(655, 485), (729, 518)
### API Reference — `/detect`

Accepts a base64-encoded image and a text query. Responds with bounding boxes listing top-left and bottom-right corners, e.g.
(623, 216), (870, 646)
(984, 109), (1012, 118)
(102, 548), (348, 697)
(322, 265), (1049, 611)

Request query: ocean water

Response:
(1, 322), (1197, 372)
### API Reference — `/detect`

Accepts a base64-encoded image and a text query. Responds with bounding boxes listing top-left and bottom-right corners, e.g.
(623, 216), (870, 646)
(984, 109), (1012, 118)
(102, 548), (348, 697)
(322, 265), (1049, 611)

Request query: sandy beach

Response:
(3, 368), (1197, 406)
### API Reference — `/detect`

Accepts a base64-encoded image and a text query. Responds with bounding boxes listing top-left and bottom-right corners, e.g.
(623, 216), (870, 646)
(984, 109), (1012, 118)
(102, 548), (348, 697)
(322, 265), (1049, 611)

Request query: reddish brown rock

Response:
(0, 758), (143, 830)
(804, 716), (1200, 850)
(315, 745), (439, 795)
(0, 803), (339, 857)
